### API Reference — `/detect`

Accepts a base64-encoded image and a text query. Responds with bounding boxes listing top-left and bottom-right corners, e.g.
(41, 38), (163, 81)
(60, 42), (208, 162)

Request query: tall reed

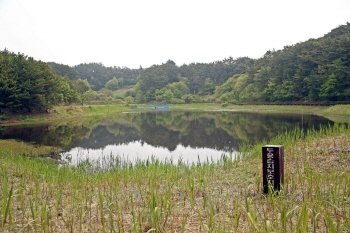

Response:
(0, 123), (349, 232)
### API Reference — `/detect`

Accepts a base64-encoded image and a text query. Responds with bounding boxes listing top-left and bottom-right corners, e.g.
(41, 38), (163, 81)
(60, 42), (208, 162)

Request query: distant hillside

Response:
(215, 23), (350, 102)
(47, 23), (350, 103)
(74, 63), (140, 90)
(48, 62), (140, 91)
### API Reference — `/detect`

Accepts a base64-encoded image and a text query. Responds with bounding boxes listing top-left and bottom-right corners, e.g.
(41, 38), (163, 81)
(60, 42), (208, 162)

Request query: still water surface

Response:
(0, 111), (333, 164)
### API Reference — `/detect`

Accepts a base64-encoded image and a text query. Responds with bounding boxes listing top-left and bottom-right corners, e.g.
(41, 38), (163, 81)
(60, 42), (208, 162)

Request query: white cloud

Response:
(0, 0), (349, 68)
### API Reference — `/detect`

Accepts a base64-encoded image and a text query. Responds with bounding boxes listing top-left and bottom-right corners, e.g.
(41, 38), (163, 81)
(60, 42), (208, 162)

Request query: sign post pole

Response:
(262, 145), (284, 194)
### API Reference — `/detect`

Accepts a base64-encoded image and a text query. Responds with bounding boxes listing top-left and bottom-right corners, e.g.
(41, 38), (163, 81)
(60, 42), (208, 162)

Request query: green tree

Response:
(105, 77), (119, 91)
(220, 93), (230, 102)
(82, 90), (100, 100)
(118, 77), (124, 87)
(104, 89), (114, 98)
(125, 96), (134, 105)
(163, 90), (174, 103)
(75, 78), (91, 93)
(173, 89), (183, 98)
(140, 66), (169, 92)
(47, 62), (80, 80)
(134, 93), (145, 103)
(319, 74), (340, 100)
(189, 95), (203, 102)
(146, 90), (155, 102)
(0, 49), (68, 111)
(203, 78), (215, 94)
(166, 81), (190, 95)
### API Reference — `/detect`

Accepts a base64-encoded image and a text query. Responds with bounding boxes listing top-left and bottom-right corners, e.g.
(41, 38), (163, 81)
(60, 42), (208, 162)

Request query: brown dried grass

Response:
(1, 126), (350, 232)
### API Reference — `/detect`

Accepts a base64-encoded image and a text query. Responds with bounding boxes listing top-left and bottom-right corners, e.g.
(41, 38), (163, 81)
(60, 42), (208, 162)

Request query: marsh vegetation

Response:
(0, 123), (349, 232)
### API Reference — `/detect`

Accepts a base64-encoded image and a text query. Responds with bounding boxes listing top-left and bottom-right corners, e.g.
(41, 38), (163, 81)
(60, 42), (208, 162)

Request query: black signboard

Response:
(262, 145), (284, 194)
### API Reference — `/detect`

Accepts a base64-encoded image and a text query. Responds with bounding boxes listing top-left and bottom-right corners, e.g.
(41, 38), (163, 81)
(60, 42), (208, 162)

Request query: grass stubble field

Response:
(0, 104), (349, 232)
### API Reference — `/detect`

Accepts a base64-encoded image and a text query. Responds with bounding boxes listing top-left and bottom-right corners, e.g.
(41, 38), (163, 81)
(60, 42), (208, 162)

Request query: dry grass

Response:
(0, 125), (349, 232)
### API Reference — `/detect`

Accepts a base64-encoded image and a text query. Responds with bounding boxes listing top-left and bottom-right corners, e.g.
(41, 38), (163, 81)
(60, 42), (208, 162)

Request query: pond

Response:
(0, 110), (333, 164)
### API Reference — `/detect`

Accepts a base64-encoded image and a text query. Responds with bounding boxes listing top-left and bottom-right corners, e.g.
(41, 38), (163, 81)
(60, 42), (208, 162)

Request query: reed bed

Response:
(0, 124), (349, 232)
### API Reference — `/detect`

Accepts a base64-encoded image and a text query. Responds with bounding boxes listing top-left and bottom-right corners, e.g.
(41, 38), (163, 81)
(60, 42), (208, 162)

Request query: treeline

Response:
(216, 23), (350, 102)
(47, 62), (141, 90)
(134, 23), (350, 103)
(131, 58), (252, 103)
(48, 55), (252, 104)
(0, 49), (81, 113)
(2, 23), (348, 113)
(49, 23), (349, 104)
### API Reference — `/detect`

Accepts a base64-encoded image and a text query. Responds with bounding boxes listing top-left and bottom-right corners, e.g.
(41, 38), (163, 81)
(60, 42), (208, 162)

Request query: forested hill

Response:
(47, 62), (141, 90)
(0, 50), (81, 113)
(135, 23), (350, 103)
(2, 23), (348, 113)
(49, 23), (349, 103)
(216, 23), (350, 102)
(48, 57), (254, 101)
(47, 62), (79, 80)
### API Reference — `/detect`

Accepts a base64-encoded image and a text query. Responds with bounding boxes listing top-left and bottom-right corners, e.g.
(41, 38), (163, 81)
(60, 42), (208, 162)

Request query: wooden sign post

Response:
(262, 145), (284, 194)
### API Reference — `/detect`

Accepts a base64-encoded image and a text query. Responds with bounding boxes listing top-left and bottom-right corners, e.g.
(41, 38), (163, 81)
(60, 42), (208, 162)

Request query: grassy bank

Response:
(0, 105), (132, 125)
(0, 124), (349, 232)
(0, 140), (60, 157)
(172, 103), (350, 115)
(172, 103), (350, 123)
(53, 105), (132, 118)
(1, 103), (350, 125)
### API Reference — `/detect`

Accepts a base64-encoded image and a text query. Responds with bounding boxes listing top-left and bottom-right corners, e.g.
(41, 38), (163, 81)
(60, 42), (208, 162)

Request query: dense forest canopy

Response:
(0, 49), (80, 113)
(50, 23), (350, 104)
(218, 23), (350, 102)
(47, 62), (141, 91)
(1, 23), (349, 113)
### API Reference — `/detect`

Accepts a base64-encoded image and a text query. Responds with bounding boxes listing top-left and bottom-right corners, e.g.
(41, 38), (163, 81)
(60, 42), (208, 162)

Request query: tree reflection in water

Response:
(0, 111), (333, 164)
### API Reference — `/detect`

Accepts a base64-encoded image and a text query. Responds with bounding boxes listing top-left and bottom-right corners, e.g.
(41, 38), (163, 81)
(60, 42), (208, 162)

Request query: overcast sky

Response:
(1, 0), (349, 69)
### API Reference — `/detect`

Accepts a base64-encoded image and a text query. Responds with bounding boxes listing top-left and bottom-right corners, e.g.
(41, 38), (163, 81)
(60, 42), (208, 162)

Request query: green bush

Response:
(17, 115), (27, 121)
(17, 115), (45, 121)
(220, 93), (230, 102)
(114, 99), (123, 104)
(189, 95), (203, 103)
(0, 114), (8, 121)
(82, 90), (100, 101)
(125, 96), (134, 105)
(163, 90), (174, 103)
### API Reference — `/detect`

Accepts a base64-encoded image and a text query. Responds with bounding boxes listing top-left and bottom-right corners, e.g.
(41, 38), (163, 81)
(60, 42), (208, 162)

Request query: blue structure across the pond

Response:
(131, 104), (170, 110)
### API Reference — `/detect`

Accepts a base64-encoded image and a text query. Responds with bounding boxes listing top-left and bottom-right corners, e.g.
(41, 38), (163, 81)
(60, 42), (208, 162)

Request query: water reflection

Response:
(0, 111), (332, 164)
(68, 142), (230, 166)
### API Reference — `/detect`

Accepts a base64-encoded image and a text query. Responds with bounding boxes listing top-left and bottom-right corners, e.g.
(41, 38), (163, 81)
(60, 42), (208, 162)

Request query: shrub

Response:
(125, 96), (134, 105)
(104, 90), (115, 98)
(0, 114), (8, 121)
(163, 90), (174, 103)
(220, 93), (230, 102)
(189, 95), (203, 103)
(82, 90), (101, 101)
(114, 99), (123, 104)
